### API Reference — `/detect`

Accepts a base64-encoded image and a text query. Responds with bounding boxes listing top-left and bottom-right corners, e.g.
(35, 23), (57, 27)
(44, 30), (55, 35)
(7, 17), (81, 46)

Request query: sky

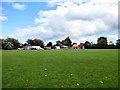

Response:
(0, 0), (119, 45)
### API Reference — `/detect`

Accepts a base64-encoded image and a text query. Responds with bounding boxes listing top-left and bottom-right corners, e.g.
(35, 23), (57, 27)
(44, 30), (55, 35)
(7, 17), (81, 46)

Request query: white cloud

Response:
(11, 0), (119, 44)
(12, 3), (26, 10)
(0, 15), (8, 21)
(46, 0), (90, 7)
(0, 7), (8, 21)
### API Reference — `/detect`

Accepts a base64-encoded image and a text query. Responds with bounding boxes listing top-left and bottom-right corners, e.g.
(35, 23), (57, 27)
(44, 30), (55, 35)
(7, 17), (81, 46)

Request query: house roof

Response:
(61, 45), (68, 48)
(31, 46), (40, 48)
(72, 44), (79, 47)
(31, 46), (43, 49)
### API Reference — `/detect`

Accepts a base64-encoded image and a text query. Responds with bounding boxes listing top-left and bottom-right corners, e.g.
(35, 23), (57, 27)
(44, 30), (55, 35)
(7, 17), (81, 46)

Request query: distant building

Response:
(44, 46), (51, 50)
(23, 44), (43, 50)
(23, 44), (31, 50)
(72, 43), (84, 49)
(72, 44), (80, 49)
(55, 46), (60, 49)
(61, 45), (68, 49)
(31, 46), (43, 50)
(80, 43), (84, 49)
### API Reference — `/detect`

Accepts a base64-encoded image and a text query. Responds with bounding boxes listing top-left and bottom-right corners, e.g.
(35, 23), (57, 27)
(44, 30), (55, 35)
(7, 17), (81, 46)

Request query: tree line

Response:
(84, 37), (120, 49)
(0, 36), (120, 50)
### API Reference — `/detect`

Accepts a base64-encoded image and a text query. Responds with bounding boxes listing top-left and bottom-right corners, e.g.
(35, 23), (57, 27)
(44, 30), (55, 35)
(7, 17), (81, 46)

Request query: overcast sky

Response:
(1, 0), (119, 44)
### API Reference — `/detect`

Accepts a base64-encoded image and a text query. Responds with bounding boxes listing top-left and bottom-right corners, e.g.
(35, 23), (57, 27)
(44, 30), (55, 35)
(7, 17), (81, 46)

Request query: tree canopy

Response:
(97, 37), (108, 48)
(0, 36), (120, 49)
(62, 37), (72, 46)
(26, 39), (44, 48)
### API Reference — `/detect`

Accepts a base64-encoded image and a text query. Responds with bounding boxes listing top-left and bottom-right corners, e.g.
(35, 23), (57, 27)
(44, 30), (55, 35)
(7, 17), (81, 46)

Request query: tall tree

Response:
(26, 39), (44, 48)
(47, 42), (52, 47)
(6, 38), (20, 49)
(56, 40), (62, 46)
(116, 39), (120, 48)
(4, 42), (14, 50)
(33, 39), (44, 48)
(84, 41), (91, 48)
(27, 39), (33, 46)
(62, 36), (72, 46)
(97, 37), (108, 48)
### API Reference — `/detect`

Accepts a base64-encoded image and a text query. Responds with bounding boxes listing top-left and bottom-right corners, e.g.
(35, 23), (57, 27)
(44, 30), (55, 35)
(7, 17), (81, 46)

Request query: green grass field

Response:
(2, 49), (118, 88)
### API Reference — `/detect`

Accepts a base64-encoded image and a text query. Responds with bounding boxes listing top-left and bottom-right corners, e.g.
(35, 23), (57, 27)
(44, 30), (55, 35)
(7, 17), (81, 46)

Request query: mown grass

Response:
(2, 49), (118, 88)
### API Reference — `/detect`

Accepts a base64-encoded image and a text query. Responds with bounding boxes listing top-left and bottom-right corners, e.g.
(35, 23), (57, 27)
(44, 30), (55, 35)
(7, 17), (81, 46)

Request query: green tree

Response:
(116, 39), (120, 48)
(84, 41), (91, 48)
(33, 39), (44, 48)
(62, 36), (72, 46)
(47, 42), (52, 47)
(4, 42), (14, 50)
(26, 39), (44, 48)
(97, 37), (108, 48)
(27, 39), (33, 46)
(56, 40), (62, 46)
(6, 38), (20, 49)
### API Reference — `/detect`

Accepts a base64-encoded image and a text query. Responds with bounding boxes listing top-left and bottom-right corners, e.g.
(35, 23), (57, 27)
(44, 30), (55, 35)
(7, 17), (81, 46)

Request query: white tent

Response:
(55, 46), (60, 49)
(31, 46), (43, 50)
